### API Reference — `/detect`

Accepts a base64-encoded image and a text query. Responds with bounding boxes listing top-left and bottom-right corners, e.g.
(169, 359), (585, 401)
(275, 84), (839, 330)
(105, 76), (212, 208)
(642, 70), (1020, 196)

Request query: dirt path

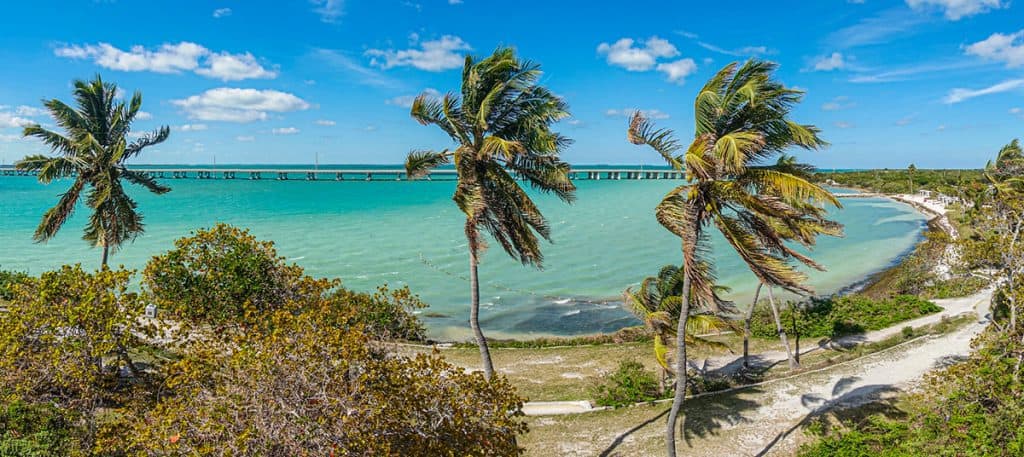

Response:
(523, 287), (992, 456)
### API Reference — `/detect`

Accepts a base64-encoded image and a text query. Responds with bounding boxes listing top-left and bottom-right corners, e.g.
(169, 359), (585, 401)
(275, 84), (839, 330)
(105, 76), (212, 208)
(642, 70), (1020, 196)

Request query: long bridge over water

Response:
(0, 167), (686, 181)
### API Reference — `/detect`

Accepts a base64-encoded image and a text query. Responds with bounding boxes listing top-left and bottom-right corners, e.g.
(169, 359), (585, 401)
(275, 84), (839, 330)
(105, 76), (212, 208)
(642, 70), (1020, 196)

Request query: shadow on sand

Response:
(599, 383), (764, 456)
(754, 375), (904, 456)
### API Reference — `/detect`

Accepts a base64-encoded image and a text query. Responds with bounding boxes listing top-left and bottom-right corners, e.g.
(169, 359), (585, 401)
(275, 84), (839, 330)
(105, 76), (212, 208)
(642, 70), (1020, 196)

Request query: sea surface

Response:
(0, 165), (927, 340)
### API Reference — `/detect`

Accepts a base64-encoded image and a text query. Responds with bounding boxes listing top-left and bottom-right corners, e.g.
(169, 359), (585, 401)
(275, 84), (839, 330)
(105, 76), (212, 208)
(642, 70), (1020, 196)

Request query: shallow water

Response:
(0, 169), (926, 339)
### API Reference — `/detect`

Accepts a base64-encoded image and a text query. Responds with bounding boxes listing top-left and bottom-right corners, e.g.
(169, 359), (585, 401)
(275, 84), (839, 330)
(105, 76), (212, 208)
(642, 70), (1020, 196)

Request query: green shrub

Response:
(0, 269), (29, 302)
(921, 276), (988, 299)
(142, 224), (427, 341)
(592, 360), (663, 407)
(750, 295), (941, 339)
(0, 402), (78, 457)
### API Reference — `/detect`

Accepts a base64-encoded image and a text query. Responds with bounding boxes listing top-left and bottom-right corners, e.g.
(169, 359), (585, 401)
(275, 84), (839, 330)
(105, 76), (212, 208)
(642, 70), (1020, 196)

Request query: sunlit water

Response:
(0, 166), (926, 340)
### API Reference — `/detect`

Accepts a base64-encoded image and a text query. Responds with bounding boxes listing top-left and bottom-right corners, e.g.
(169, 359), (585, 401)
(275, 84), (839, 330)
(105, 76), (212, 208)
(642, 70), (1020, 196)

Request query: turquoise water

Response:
(0, 168), (926, 340)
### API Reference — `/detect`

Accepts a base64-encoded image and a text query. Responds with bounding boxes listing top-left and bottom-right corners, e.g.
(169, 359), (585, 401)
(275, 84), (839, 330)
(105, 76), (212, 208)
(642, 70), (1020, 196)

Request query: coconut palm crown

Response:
(628, 59), (842, 456)
(15, 75), (171, 266)
(405, 47), (575, 379)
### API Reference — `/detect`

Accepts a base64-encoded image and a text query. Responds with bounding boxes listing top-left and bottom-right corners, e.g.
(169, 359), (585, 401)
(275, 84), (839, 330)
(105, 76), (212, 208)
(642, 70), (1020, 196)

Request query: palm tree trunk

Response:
(743, 282), (763, 370)
(101, 241), (109, 268)
(468, 238), (495, 380)
(767, 287), (799, 369)
(665, 274), (691, 457)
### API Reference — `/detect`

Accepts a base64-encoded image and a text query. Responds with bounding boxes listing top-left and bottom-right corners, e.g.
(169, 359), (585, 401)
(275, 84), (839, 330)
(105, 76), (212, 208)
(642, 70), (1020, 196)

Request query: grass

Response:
(518, 314), (975, 456)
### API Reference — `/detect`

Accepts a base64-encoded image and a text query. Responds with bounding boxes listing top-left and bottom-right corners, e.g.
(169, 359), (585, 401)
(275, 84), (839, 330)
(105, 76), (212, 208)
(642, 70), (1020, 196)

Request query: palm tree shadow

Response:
(754, 376), (903, 456)
(598, 385), (763, 456)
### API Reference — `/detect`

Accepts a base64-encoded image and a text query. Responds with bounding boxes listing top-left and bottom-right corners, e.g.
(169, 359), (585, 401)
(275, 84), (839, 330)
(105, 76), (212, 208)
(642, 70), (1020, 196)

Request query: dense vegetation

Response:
(816, 168), (985, 195)
(0, 269), (28, 302)
(0, 228), (524, 456)
(749, 295), (941, 340)
(799, 139), (1024, 456)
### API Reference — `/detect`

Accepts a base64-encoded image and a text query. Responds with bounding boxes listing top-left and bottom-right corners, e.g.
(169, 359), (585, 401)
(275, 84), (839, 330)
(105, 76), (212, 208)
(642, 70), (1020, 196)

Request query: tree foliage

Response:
(14, 75), (170, 266)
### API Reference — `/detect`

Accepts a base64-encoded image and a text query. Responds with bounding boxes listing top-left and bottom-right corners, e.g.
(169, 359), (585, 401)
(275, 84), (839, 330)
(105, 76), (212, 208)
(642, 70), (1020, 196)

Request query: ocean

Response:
(0, 166), (927, 340)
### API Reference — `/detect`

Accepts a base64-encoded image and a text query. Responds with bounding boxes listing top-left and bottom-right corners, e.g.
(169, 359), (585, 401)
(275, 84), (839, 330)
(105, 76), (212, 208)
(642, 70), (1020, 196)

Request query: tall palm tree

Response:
(15, 76), (170, 267)
(627, 59), (841, 456)
(907, 163), (917, 194)
(624, 264), (737, 393)
(405, 48), (575, 380)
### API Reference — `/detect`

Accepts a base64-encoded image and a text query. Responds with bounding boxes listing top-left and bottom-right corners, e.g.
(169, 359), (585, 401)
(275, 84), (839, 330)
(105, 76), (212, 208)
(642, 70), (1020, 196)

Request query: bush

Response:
(592, 360), (663, 407)
(750, 295), (942, 339)
(143, 224), (428, 341)
(0, 269), (29, 302)
(142, 224), (324, 326)
(130, 307), (526, 456)
(921, 276), (988, 299)
(0, 402), (78, 457)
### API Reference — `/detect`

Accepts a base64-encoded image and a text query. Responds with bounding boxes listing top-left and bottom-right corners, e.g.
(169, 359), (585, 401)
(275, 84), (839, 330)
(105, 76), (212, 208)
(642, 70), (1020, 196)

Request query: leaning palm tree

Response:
(625, 264), (737, 394)
(15, 76), (170, 267)
(405, 48), (575, 380)
(627, 60), (842, 456)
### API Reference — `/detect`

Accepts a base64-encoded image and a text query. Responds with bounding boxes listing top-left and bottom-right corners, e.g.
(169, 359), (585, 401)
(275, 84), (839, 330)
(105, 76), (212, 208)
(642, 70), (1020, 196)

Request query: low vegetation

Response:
(816, 168), (984, 195)
(749, 295), (942, 340)
(0, 226), (525, 456)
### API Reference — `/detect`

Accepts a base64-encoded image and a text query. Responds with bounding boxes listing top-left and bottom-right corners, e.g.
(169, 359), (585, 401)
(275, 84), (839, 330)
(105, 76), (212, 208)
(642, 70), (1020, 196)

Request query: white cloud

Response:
(315, 119), (336, 126)
(906, 0), (1005, 20)
(312, 49), (401, 88)
(449, 0), (463, 3)
(195, 52), (277, 81)
(135, 110), (153, 120)
(812, 52), (847, 71)
(178, 124), (208, 132)
(363, 125), (378, 132)
(656, 59), (697, 84)
(605, 108), (670, 120)
(14, 105), (48, 117)
(54, 41), (276, 81)
(311, 0), (344, 23)
(895, 114), (917, 126)
(385, 88), (442, 108)
(212, 7), (232, 18)
(1010, 107), (1023, 119)
(0, 112), (32, 128)
(943, 78), (1024, 104)
(822, 96), (855, 111)
(834, 121), (855, 129)
(172, 88), (311, 122)
(366, 36), (470, 71)
(965, 30), (1024, 68)
(597, 37), (679, 71)
(236, 135), (255, 142)
(272, 127), (300, 135)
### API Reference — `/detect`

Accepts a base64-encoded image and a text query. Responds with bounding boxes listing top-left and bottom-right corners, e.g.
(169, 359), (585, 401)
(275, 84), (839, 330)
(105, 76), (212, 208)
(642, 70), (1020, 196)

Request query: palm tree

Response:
(405, 48), (575, 380)
(624, 264), (737, 393)
(907, 163), (917, 194)
(627, 60), (841, 457)
(15, 76), (170, 267)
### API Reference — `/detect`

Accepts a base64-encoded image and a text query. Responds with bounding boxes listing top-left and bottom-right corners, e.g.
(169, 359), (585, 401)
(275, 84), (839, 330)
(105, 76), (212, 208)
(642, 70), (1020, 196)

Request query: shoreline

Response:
(435, 190), (945, 344)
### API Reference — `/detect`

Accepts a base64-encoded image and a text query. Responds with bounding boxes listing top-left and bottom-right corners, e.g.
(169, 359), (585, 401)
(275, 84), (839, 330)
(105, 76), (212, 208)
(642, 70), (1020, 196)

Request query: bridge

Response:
(0, 167), (685, 182)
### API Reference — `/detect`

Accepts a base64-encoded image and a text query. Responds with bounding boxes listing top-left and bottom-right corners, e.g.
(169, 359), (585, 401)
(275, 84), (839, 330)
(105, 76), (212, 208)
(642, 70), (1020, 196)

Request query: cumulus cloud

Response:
(366, 36), (470, 71)
(906, 0), (1004, 20)
(272, 127), (300, 135)
(943, 78), (1024, 104)
(965, 30), (1024, 68)
(385, 88), (442, 108)
(311, 0), (344, 23)
(597, 37), (679, 71)
(178, 124), (208, 132)
(811, 52), (847, 71)
(656, 59), (697, 84)
(54, 41), (276, 81)
(135, 110), (153, 120)
(212, 7), (231, 18)
(0, 112), (33, 128)
(822, 96), (856, 111)
(172, 88), (311, 122)
(13, 105), (48, 117)
(605, 108), (670, 120)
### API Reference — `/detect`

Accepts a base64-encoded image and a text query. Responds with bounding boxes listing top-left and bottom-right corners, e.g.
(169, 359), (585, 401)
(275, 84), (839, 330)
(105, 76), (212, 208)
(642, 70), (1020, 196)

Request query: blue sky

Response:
(0, 0), (1022, 168)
